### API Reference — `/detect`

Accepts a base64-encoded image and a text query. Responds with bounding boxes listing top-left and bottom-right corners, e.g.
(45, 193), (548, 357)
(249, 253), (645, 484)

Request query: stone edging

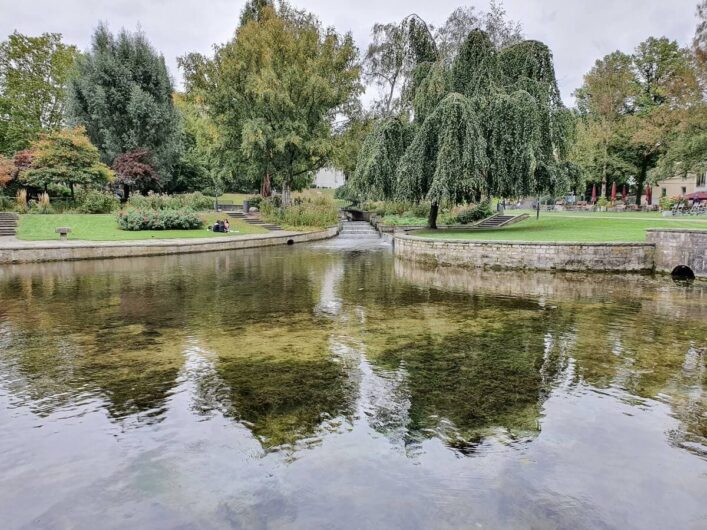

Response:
(393, 234), (656, 273)
(0, 226), (339, 264)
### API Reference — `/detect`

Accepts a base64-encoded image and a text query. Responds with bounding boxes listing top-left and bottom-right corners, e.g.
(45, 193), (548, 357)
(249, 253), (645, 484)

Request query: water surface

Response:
(0, 236), (705, 529)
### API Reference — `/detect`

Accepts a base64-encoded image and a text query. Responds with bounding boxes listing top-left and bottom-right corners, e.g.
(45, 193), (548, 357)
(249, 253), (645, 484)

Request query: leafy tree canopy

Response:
(0, 32), (78, 155)
(182, 2), (362, 203)
(68, 25), (181, 183)
(21, 127), (113, 197)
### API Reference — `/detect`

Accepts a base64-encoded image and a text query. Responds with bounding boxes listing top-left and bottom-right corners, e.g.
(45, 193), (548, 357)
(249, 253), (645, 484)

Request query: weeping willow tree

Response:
(351, 21), (575, 227)
(397, 93), (487, 228)
(350, 118), (410, 200)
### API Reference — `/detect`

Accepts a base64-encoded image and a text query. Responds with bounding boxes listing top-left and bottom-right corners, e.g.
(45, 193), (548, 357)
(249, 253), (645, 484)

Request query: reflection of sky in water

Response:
(0, 240), (705, 529)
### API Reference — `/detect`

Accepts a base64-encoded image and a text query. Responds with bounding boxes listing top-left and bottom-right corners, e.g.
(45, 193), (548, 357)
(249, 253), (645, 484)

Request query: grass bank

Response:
(416, 214), (707, 242)
(17, 213), (268, 241)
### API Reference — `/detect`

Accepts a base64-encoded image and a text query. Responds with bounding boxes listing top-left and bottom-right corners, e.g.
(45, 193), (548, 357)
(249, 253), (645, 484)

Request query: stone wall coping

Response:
(0, 226), (339, 264)
(646, 228), (707, 234)
(394, 234), (654, 248)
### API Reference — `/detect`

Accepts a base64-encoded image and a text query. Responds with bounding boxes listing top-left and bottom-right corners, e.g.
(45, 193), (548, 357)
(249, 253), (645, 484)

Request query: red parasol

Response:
(685, 191), (707, 201)
(611, 182), (617, 202)
(591, 184), (597, 204)
(645, 184), (652, 205)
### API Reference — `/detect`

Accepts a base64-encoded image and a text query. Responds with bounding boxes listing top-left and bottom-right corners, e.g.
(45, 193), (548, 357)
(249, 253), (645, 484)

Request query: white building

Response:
(314, 167), (345, 189)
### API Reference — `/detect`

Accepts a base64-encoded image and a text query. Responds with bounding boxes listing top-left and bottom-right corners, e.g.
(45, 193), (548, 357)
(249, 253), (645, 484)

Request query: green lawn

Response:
(416, 213), (707, 242)
(17, 213), (269, 241)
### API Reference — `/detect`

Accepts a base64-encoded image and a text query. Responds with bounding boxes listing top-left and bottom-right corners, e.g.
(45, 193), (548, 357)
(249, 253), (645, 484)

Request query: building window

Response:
(682, 186), (687, 195)
(698, 172), (706, 187)
(662, 188), (667, 197)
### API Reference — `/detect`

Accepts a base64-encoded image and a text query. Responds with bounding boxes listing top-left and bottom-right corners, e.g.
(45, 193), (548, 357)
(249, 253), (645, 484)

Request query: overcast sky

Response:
(0, 0), (701, 106)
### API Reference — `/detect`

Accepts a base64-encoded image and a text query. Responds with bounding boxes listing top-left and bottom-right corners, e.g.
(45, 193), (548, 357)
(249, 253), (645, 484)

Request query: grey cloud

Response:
(0, 0), (699, 105)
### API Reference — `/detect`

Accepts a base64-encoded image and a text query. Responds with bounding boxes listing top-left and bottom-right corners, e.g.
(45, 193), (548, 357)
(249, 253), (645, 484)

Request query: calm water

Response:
(0, 235), (705, 529)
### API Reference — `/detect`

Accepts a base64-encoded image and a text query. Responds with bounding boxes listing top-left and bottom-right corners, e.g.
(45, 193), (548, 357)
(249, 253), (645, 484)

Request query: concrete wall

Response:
(647, 229), (707, 278)
(0, 226), (339, 264)
(394, 235), (655, 273)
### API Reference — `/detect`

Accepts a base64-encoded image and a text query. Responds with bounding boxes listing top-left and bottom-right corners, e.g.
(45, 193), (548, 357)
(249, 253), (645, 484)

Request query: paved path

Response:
(0, 231), (302, 249)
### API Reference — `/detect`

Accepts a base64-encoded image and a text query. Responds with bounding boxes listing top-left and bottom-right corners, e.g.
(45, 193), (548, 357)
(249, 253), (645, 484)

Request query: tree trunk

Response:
(636, 159), (648, 206)
(601, 176), (607, 198)
(123, 184), (130, 203)
(69, 182), (75, 201)
(260, 173), (271, 197)
(536, 196), (541, 220)
(282, 180), (291, 208)
(427, 202), (439, 229)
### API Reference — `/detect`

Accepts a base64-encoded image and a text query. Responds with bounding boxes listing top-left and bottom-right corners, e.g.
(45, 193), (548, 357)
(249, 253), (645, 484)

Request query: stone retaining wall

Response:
(0, 226), (339, 264)
(647, 229), (707, 278)
(394, 235), (655, 273)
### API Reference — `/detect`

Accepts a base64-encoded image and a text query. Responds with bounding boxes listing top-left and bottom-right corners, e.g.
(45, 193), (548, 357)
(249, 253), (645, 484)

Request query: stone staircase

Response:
(226, 210), (283, 232)
(461, 213), (529, 231)
(339, 221), (380, 239)
(0, 212), (18, 237)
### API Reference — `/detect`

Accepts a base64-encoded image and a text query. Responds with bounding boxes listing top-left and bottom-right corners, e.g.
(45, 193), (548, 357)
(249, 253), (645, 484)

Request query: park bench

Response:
(55, 227), (71, 241)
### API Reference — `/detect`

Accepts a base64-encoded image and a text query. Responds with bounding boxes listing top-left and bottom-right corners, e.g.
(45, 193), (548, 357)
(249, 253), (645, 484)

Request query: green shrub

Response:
(116, 208), (205, 231)
(454, 201), (492, 224)
(245, 195), (263, 209)
(127, 192), (213, 211)
(261, 196), (338, 228)
(77, 189), (120, 214)
(596, 197), (610, 208)
(0, 194), (13, 210)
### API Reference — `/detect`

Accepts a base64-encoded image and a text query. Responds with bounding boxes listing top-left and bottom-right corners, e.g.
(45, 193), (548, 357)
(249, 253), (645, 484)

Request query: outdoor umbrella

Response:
(645, 184), (652, 205)
(591, 184), (597, 204)
(685, 191), (707, 201)
(622, 185), (627, 202)
(611, 182), (617, 202)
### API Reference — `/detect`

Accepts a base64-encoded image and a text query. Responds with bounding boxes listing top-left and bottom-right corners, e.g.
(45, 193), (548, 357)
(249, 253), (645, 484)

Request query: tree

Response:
(696, 1), (707, 89)
(68, 25), (181, 184)
(184, 3), (362, 205)
(574, 37), (700, 204)
(351, 117), (410, 200)
(351, 26), (572, 226)
(396, 93), (487, 228)
(0, 32), (78, 155)
(0, 154), (14, 187)
(112, 149), (159, 200)
(436, 1), (523, 63)
(21, 127), (113, 198)
(330, 113), (373, 181)
(364, 15), (438, 116)
(653, 4), (707, 181)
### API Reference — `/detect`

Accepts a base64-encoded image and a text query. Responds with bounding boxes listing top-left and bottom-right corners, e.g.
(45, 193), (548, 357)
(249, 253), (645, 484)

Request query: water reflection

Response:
(0, 244), (705, 528)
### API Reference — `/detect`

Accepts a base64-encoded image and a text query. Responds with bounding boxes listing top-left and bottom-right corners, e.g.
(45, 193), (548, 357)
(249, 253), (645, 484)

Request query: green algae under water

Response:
(0, 239), (705, 529)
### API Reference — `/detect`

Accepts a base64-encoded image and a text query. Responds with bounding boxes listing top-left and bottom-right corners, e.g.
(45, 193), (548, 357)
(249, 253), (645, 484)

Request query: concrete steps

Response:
(226, 211), (283, 231)
(0, 212), (18, 237)
(339, 221), (379, 239)
(457, 213), (529, 231)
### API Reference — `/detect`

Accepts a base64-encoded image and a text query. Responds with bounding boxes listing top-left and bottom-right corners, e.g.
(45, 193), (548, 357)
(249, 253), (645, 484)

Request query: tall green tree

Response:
(352, 26), (573, 227)
(0, 32), (78, 155)
(20, 127), (113, 198)
(574, 37), (700, 204)
(68, 25), (180, 188)
(183, 2), (362, 204)
(396, 93), (487, 228)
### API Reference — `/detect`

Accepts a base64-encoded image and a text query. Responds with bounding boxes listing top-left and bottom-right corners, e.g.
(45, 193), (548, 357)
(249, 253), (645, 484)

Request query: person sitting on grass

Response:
(224, 219), (230, 232)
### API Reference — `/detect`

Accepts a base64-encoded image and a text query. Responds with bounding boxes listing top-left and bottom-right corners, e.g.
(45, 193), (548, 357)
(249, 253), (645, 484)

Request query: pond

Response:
(0, 235), (705, 529)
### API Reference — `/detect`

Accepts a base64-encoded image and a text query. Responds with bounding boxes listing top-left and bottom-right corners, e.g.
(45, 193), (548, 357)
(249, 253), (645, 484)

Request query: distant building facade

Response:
(652, 172), (706, 199)
(314, 167), (345, 189)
